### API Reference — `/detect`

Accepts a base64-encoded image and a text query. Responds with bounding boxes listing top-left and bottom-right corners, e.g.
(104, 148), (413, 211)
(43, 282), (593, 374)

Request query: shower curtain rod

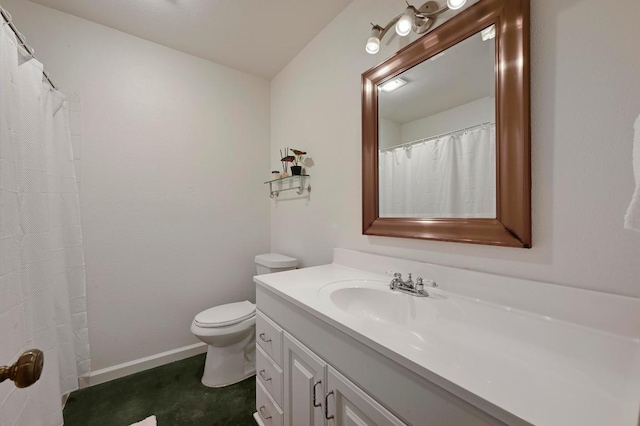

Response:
(380, 121), (494, 152)
(0, 7), (57, 90)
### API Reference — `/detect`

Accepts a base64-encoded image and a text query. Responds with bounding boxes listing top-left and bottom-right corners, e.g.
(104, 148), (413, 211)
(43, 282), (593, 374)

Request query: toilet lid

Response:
(194, 301), (255, 328)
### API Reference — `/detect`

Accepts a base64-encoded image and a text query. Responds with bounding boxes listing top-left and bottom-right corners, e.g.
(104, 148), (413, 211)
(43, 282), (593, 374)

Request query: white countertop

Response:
(255, 263), (640, 426)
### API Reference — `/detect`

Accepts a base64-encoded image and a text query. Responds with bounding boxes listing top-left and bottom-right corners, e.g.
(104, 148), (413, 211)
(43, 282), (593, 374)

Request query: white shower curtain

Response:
(379, 125), (496, 218)
(0, 21), (89, 426)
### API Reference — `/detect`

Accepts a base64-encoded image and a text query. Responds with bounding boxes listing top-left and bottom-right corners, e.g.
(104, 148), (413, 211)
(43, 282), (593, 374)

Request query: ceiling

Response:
(28, 0), (352, 79)
(379, 28), (495, 124)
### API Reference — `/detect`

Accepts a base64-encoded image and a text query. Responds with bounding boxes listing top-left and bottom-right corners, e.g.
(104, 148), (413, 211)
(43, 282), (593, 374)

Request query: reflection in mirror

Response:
(378, 26), (496, 219)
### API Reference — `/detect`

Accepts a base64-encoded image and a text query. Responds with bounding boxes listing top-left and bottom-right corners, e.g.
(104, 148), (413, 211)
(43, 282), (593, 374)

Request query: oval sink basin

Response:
(331, 286), (407, 324)
(318, 280), (440, 326)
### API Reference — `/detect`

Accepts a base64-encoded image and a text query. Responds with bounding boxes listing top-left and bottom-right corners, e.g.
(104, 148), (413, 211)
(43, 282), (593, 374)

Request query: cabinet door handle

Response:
(324, 390), (335, 420)
(259, 333), (271, 343)
(259, 405), (272, 420)
(259, 369), (271, 382)
(312, 380), (322, 408)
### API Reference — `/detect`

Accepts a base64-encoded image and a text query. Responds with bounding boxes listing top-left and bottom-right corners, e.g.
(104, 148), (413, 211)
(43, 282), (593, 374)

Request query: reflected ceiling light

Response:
(380, 78), (408, 92)
(447, 0), (467, 10)
(365, 1), (468, 55)
(481, 25), (496, 41)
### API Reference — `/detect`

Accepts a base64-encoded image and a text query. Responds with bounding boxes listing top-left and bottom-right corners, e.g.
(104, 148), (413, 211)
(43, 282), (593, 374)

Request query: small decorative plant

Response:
(290, 149), (306, 166)
(280, 148), (292, 176)
(289, 149), (306, 175)
(280, 148), (306, 176)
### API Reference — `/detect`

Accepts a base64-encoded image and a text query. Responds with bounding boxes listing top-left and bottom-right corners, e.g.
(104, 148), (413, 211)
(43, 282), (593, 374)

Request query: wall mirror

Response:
(362, 0), (530, 247)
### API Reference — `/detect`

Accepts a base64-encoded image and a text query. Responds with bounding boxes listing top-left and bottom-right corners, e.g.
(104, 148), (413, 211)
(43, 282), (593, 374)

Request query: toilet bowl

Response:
(191, 301), (257, 387)
(191, 253), (298, 388)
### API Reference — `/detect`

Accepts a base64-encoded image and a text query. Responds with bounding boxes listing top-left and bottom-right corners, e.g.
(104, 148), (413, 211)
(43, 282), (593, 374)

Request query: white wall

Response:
(400, 96), (495, 144)
(271, 0), (640, 298)
(378, 117), (400, 149)
(4, 0), (271, 371)
(379, 96), (494, 149)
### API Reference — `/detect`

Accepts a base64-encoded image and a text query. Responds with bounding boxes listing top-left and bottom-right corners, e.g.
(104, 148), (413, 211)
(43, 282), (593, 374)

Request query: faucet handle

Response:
(389, 272), (401, 290)
(417, 277), (438, 288)
(404, 273), (414, 289)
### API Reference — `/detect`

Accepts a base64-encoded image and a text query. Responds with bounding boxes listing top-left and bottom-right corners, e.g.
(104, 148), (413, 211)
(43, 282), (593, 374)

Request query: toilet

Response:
(191, 253), (298, 388)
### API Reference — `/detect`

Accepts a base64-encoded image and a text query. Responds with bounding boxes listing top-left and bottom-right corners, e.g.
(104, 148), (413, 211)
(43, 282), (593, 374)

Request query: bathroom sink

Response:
(318, 279), (442, 326)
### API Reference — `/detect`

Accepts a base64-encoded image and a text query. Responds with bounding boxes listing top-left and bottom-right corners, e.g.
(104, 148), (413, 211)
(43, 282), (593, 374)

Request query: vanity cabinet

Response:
(257, 311), (406, 426)
(256, 284), (513, 426)
(255, 311), (285, 426)
(283, 333), (404, 426)
(326, 366), (404, 426)
(283, 334), (326, 426)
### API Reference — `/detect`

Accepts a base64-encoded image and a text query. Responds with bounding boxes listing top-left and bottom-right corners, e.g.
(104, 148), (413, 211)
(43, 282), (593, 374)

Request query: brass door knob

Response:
(0, 349), (44, 388)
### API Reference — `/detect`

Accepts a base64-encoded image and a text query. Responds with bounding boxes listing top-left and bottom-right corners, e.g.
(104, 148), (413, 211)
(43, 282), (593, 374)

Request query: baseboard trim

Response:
(79, 342), (207, 389)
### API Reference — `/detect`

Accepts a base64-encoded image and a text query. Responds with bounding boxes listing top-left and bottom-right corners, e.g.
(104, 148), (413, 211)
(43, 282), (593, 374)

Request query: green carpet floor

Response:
(63, 354), (256, 426)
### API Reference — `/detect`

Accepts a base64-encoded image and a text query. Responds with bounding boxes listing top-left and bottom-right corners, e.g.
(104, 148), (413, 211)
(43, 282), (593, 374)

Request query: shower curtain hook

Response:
(1, 8), (12, 26)
(14, 30), (34, 56)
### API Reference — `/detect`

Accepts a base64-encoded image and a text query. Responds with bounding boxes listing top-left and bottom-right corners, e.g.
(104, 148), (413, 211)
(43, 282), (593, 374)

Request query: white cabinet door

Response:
(326, 366), (406, 426)
(283, 333), (327, 426)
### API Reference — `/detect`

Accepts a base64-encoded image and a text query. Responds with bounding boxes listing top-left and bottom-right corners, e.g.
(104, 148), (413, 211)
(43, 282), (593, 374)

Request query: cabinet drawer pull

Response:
(259, 405), (272, 420)
(259, 333), (271, 343)
(312, 380), (322, 408)
(324, 390), (334, 420)
(259, 369), (271, 382)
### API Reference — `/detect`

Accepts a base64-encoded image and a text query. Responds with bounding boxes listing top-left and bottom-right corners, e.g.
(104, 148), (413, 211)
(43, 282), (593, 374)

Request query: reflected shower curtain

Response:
(379, 125), (496, 218)
(0, 23), (89, 426)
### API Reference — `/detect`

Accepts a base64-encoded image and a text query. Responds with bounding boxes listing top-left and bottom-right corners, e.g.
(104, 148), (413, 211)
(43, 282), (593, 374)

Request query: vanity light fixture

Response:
(396, 6), (416, 36)
(447, 0), (467, 10)
(379, 78), (408, 92)
(366, 26), (382, 54)
(365, 0), (468, 54)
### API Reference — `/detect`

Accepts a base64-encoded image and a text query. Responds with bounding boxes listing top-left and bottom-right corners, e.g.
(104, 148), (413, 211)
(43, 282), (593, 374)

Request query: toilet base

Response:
(200, 330), (256, 388)
(202, 370), (256, 388)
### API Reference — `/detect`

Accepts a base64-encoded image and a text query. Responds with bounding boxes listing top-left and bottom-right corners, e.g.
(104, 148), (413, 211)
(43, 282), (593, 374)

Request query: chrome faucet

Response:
(389, 273), (437, 297)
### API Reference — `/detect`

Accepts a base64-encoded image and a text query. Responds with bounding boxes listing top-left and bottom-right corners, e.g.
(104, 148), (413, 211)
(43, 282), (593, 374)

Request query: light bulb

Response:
(395, 12), (413, 37)
(366, 37), (380, 54)
(447, 0), (467, 10)
(366, 26), (382, 54)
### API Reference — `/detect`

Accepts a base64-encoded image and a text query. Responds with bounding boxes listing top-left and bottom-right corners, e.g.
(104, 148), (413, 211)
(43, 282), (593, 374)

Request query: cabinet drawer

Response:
(256, 310), (283, 367)
(257, 345), (283, 408)
(257, 379), (284, 426)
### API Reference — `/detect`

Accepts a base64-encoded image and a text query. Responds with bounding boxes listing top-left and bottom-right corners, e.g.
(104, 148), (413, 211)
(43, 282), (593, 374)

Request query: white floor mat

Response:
(130, 415), (157, 426)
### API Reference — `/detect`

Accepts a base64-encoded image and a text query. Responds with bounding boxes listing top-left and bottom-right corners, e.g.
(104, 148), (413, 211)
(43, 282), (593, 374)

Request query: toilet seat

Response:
(194, 301), (255, 328)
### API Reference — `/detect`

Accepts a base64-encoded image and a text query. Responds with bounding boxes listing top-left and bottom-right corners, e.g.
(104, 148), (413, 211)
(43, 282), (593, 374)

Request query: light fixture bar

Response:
(365, 0), (467, 55)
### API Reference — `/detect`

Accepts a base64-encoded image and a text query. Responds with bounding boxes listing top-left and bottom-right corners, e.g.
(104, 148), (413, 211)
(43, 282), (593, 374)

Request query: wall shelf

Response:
(264, 175), (310, 198)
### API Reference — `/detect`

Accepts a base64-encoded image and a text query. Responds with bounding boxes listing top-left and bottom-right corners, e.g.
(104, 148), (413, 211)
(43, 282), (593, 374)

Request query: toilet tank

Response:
(255, 253), (298, 275)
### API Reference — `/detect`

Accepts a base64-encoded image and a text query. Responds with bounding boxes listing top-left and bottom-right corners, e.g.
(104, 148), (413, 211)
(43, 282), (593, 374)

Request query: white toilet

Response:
(191, 253), (298, 387)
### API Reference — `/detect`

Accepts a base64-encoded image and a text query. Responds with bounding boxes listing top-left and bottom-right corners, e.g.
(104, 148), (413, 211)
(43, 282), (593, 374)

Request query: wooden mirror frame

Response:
(362, 0), (530, 248)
